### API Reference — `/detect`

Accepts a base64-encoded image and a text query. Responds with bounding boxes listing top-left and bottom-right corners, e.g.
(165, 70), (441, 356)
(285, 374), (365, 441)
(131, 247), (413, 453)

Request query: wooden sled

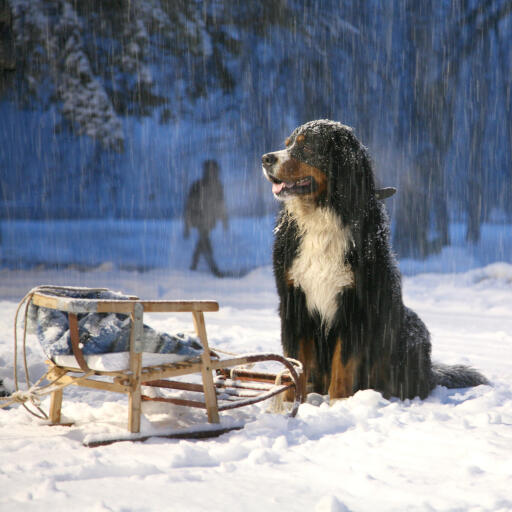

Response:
(9, 286), (302, 442)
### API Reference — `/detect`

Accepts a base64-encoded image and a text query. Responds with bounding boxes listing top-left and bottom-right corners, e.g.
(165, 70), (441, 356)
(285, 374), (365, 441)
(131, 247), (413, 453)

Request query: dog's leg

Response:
(282, 338), (316, 402)
(328, 338), (359, 402)
(298, 338), (317, 397)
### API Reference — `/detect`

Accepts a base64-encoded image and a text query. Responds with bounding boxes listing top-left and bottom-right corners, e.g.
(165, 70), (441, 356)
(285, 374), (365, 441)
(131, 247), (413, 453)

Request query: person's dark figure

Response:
(184, 160), (228, 277)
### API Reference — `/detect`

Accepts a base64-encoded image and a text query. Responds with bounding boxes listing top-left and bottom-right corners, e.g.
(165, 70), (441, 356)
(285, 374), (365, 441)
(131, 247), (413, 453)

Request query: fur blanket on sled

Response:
(26, 287), (203, 359)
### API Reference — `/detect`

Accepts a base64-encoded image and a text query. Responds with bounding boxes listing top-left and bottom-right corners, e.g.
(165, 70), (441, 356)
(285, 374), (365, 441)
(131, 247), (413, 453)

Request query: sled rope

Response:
(1, 286), (92, 420)
(0, 370), (94, 418)
(0, 287), (45, 417)
(268, 364), (297, 414)
(0, 382), (44, 412)
(14, 288), (46, 418)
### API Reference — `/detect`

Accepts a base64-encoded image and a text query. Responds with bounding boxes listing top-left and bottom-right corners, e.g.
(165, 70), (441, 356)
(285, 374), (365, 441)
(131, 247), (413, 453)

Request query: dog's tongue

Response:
(272, 182), (286, 194)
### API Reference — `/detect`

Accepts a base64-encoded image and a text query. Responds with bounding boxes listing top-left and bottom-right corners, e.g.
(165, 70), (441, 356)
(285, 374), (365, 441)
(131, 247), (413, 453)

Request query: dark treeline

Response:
(0, 0), (511, 258)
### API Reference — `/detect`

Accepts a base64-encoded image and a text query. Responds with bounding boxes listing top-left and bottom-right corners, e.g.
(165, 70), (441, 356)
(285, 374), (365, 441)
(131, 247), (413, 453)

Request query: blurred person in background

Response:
(184, 160), (228, 277)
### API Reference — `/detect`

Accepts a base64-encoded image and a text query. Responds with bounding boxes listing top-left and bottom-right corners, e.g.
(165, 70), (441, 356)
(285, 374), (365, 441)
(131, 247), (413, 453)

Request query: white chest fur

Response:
(287, 204), (354, 328)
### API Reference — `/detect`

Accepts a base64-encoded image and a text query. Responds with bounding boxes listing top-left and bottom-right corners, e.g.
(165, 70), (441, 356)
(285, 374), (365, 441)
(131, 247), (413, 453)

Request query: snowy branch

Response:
(10, 0), (124, 151)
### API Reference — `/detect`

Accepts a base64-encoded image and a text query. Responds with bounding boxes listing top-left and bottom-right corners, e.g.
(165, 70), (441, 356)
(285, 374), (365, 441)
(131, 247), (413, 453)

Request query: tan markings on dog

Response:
(297, 338), (314, 398)
(308, 165), (327, 199)
(287, 205), (354, 329)
(276, 157), (327, 200)
(296, 134), (305, 144)
(296, 337), (330, 396)
(282, 338), (313, 402)
(285, 137), (291, 147)
(285, 269), (295, 287)
(277, 156), (307, 181)
(328, 338), (359, 401)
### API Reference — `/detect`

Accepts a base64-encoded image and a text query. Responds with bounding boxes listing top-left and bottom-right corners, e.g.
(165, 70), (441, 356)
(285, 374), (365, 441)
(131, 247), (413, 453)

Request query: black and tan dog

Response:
(262, 119), (487, 401)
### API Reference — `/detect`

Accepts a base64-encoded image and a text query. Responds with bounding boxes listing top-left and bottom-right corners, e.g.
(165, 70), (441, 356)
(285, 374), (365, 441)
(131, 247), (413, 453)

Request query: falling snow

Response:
(1, 2), (511, 510)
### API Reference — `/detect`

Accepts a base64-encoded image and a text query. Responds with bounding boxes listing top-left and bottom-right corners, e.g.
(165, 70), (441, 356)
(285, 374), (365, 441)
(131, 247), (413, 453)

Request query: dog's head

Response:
(262, 120), (385, 218)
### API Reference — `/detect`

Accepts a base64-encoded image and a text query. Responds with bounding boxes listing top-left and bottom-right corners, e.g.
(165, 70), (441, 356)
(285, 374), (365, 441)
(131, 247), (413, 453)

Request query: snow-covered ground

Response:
(1, 220), (511, 512)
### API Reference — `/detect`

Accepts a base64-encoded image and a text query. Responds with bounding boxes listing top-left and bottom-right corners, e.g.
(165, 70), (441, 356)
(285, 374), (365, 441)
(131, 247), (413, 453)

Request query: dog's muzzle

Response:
(262, 152), (278, 169)
(261, 151), (281, 190)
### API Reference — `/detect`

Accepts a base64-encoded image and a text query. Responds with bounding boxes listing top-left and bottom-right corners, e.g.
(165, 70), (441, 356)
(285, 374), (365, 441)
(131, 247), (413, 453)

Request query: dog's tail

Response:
(432, 362), (489, 389)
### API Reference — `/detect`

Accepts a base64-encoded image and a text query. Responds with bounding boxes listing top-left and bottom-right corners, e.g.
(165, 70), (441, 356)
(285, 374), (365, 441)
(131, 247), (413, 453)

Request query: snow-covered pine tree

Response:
(10, 0), (124, 151)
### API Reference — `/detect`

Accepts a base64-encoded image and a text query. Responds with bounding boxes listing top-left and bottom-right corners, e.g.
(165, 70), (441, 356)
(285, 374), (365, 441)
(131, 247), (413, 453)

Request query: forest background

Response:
(1, 0), (511, 261)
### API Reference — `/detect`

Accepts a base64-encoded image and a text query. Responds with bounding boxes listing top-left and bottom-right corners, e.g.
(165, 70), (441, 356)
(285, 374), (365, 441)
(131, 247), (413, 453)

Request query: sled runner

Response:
(2, 286), (302, 443)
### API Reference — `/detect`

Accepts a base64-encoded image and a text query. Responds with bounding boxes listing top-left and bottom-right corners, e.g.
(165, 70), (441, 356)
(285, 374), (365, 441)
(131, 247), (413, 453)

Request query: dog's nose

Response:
(262, 153), (277, 167)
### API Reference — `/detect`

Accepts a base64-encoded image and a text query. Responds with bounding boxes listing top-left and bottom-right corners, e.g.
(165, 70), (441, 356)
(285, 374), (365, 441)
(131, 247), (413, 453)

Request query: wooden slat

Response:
(96, 300), (219, 314)
(210, 356), (252, 370)
(68, 313), (90, 372)
(141, 396), (206, 409)
(142, 380), (205, 393)
(31, 293), (60, 310)
(139, 361), (204, 381)
(95, 302), (134, 313)
(49, 389), (63, 424)
(128, 304), (143, 433)
(193, 311), (220, 424)
(32, 293), (99, 313)
(84, 425), (244, 447)
(55, 374), (132, 393)
(32, 293), (219, 314)
(139, 301), (219, 313)
(216, 367), (294, 384)
(50, 365), (128, 378)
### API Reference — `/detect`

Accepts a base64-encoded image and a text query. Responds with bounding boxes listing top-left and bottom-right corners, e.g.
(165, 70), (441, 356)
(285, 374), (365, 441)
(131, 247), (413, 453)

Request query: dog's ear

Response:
(375, 187), (396, 200)
(326, 128), (375, 222)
